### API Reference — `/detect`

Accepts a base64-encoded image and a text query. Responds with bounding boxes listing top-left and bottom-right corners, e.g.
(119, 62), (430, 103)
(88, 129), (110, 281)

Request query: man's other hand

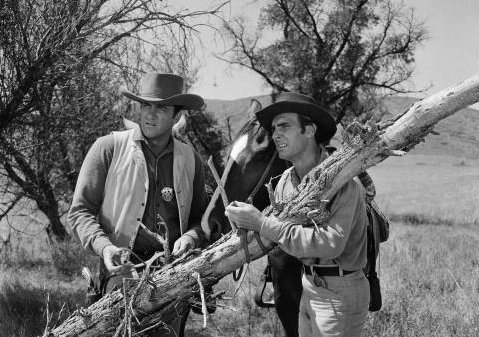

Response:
(225, 201), (264, 232)
(172, 234), (195, 257)
(102, 245), (134, 274)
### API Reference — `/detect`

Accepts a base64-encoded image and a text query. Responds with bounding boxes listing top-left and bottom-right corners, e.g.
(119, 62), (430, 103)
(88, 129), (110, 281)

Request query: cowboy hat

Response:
(256, 91), (336, 142)
(120, 73), (204, 110)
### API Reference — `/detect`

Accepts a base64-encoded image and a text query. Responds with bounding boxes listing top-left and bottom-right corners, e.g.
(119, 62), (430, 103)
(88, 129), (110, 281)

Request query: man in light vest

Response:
(68, 73), (208, 337)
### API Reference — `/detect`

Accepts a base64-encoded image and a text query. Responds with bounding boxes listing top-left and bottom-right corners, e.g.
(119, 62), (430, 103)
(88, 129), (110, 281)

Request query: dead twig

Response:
(192, 271), (208, 328)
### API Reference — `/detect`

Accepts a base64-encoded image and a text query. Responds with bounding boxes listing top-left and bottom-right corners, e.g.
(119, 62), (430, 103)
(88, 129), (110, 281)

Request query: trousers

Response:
(299, 270), (369, 337)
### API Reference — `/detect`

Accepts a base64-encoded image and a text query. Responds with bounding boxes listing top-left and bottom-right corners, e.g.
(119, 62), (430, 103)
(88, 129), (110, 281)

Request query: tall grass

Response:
(2, 218), (479, 337)
(186, 261), (284, 337)
(0, 271), (85, 337)
(48, 238), (97, 276)
(3, 150), (479, 337)
(2, 217), (479, 337)
(365, 220), (479, 336)
(186, 218), (479, 337)
(0, 235), (93, 337)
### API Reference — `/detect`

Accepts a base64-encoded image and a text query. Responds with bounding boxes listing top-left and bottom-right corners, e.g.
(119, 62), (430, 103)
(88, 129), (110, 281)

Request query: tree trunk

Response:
(37, 191), (70, 242)
(43, 213), (69, 242)
(45, 74), (479, 336)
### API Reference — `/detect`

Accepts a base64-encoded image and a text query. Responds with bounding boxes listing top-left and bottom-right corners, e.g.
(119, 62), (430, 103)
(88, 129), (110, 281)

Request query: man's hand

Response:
(172, 234), (195, 257)
(102, 245), (134, 274)
(225, 201), (264, 232)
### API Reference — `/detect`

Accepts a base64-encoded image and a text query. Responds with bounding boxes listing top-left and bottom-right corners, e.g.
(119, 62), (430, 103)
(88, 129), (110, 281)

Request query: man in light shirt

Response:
(226, 92), (370, 337)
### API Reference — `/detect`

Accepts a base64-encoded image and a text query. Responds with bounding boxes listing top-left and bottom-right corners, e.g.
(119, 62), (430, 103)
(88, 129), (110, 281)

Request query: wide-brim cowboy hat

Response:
(256, 91), (336, 143)
(120, 73), (204, 110)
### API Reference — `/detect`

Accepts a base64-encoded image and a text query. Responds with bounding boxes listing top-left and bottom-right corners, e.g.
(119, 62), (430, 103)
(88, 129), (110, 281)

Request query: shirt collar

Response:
(137, 130), (174, 157)
(290, 145), (329, 186)
(132, 125), (144, 142)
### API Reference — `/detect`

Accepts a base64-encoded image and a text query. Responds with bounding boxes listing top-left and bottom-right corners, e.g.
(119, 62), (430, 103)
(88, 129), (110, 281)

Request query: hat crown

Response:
(276, 92), (318, 106)
(255, 91), (337, 142)
(139, 73), (185, 99)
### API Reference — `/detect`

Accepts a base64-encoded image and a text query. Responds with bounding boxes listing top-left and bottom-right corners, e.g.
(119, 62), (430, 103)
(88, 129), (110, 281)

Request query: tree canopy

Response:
(0, 0), (223, 241)
(221, 0), (427, 123)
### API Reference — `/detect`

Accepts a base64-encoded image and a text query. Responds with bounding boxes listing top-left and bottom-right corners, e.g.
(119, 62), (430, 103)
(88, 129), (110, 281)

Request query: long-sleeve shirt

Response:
(68, 128), (207, 258)
(259, 167), (368, 271)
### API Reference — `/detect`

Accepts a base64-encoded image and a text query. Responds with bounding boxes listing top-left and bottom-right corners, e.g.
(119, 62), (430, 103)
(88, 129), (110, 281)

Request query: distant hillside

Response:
(204, 95), (479, 159)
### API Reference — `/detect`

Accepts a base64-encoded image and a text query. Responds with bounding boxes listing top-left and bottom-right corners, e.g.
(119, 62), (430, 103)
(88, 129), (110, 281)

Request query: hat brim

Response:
(120, 87), (204, 110)
(256, 101), (337, 142)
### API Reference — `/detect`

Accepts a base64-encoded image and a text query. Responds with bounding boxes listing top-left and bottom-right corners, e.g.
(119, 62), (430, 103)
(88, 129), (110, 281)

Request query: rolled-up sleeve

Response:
(68, 136), (114, 257)
(259, 181), (362, 259)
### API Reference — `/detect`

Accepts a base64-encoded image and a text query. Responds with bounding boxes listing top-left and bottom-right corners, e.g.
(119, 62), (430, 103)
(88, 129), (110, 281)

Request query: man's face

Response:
(139, 103), (177, 139)
(271, 113), (310, 162)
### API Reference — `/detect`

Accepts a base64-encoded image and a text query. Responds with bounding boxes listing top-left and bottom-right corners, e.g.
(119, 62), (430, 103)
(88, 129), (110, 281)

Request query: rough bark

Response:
(45, 74), (479, 336)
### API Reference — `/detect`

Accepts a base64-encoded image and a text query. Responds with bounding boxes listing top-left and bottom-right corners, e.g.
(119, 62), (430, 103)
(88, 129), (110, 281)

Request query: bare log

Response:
(45, 75), (479, 336)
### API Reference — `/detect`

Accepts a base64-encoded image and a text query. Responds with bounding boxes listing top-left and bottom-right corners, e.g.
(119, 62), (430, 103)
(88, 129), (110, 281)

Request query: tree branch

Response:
(274, 0), (311, 39)
(323, 0), (369, 75)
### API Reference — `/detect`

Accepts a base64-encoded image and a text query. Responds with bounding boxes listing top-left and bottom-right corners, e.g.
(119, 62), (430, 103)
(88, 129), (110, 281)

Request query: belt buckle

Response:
(313, 264), (343, 277)
(309, 266), (327, 287)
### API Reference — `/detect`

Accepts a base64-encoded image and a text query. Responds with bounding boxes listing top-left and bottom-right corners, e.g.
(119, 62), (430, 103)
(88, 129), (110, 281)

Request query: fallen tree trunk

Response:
(45, 74), (479, 336)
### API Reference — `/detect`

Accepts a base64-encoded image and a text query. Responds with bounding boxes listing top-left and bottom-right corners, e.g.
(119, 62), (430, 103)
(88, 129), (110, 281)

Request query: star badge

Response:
(161, 187), (174, 202)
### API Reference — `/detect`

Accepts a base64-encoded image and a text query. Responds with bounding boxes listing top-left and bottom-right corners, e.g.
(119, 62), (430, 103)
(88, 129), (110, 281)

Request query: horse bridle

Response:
(244, 149), (278, 204)
(232, 149), (278, 283)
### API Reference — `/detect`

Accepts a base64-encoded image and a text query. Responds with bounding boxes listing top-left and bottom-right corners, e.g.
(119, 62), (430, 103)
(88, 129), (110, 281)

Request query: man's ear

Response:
(305, 123), (316, 138)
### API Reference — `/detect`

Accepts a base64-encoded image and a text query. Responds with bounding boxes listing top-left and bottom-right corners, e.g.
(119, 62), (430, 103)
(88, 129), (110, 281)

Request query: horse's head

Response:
(201, 99), (288, 242)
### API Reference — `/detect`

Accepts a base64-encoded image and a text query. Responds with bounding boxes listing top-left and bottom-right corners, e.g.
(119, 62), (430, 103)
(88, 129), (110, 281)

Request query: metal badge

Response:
(161, 187), (174, 202)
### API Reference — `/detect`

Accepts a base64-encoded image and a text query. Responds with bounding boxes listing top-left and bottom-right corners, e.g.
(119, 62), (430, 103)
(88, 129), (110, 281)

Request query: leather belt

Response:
(304, 265), (356, 277)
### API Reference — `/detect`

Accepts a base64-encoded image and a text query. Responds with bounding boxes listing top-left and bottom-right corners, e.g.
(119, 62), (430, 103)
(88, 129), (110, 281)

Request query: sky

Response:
(182, 0), (479, 101)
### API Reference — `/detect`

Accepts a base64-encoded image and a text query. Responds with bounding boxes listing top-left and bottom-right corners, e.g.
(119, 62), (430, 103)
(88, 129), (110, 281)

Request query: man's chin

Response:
(141, 125), (161, 137)
(277, 151), (290, 160)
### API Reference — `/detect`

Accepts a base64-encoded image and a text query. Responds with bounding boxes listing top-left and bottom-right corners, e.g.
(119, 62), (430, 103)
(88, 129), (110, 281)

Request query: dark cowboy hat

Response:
(256, 91), (336, 142)
(120, 73), (204, 110)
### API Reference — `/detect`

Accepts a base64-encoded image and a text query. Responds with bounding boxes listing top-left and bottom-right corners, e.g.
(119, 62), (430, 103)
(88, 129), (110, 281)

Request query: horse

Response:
(201, 99), (303, 337)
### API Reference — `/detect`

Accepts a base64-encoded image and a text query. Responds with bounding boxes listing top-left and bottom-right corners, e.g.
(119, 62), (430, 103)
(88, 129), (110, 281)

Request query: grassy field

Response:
(184, 154), (479, 337)
(1, 153), (479, 336)
(186, 219), (479, 337)
(370, 154), (479, 222)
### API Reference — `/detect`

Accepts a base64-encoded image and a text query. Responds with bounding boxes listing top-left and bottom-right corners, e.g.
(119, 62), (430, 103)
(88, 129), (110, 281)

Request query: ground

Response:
(1, 152), (479, 336)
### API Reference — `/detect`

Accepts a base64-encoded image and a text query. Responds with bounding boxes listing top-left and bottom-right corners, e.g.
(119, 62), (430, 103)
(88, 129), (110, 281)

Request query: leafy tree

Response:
(221, 0), (427, 123)
(0, 0), (222, 241)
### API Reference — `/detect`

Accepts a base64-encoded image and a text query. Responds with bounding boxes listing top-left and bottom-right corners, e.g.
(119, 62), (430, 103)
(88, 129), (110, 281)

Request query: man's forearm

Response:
(68, 207), (113, 256)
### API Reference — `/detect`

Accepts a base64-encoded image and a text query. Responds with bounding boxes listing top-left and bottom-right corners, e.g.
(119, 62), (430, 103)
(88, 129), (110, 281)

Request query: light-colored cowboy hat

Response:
(120, 73), (204, 110)
(256, 91), (336, 143)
